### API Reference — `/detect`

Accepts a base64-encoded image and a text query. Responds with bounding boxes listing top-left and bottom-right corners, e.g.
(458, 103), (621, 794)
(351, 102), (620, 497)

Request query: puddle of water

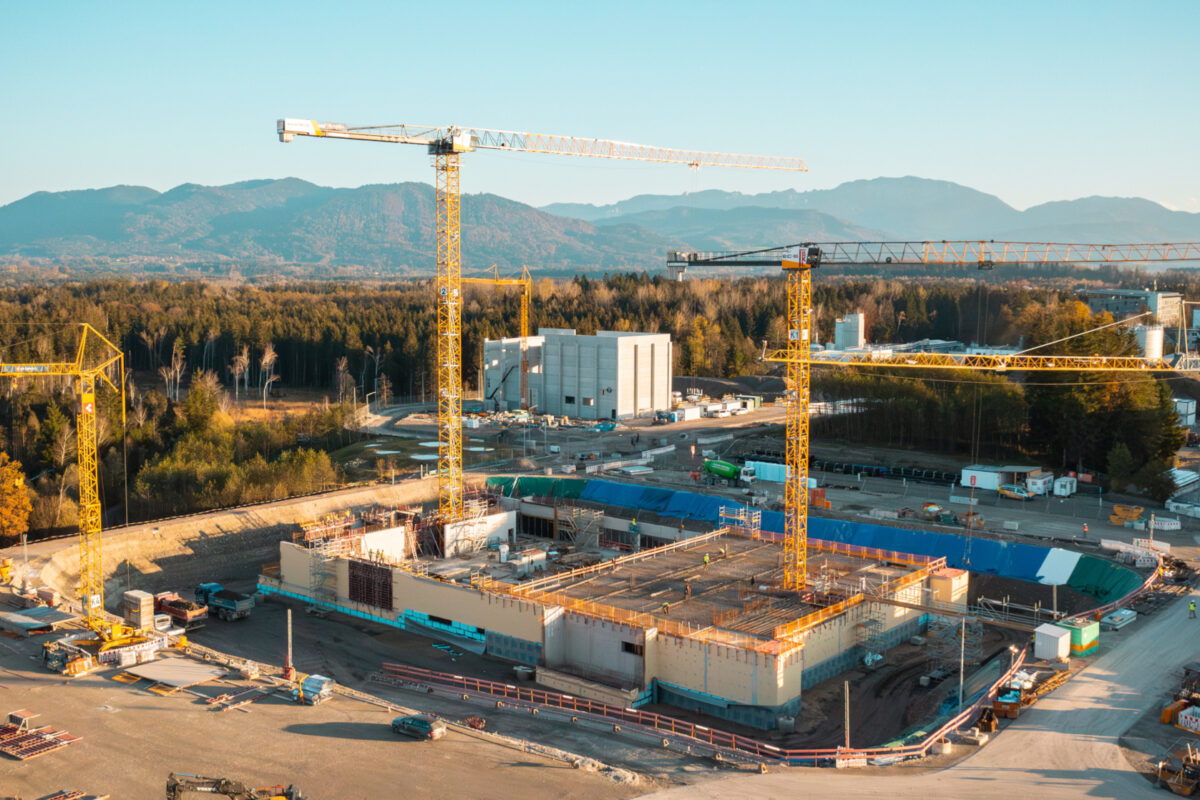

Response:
(419, 441), (440, 447)
(412, 454), (438, 461)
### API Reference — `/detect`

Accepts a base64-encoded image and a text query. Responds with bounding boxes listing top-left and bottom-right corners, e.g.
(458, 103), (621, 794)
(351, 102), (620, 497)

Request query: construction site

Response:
(1, 118), (1200, 800)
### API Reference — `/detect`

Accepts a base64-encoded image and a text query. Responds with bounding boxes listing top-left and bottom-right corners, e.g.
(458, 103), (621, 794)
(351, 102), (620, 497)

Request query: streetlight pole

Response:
(958, 616), (966, 710)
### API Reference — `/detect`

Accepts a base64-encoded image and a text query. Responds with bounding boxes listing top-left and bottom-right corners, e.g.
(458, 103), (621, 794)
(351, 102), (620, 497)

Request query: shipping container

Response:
(960, 466), (1002, 491)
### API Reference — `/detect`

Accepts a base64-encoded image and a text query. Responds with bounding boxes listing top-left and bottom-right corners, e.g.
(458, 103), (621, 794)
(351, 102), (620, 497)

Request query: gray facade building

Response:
(484, 329), (672, 420)
(1083, 288), (1182, 327)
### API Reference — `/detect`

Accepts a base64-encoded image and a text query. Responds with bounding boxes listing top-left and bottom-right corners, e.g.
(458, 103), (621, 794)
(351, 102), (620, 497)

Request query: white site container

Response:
(1053, 476), (1077, 497)
(1026, 472), (1054, 496)
(1034, 623), (1071, 661)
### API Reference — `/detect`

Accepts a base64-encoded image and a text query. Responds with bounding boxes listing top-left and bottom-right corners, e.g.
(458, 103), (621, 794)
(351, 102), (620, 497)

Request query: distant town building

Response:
(483, 329), (672, 420)
(833, 313), (865, 351)
(1084, 288), (1182, 327)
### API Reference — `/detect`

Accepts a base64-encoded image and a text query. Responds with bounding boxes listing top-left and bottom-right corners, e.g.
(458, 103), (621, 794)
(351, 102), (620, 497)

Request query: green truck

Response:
(702, 459), (756, 485)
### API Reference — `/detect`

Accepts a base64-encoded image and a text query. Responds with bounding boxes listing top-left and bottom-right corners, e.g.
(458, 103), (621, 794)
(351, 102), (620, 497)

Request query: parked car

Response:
(392, 713), (447, 741)
(998, 483), (1034, 501)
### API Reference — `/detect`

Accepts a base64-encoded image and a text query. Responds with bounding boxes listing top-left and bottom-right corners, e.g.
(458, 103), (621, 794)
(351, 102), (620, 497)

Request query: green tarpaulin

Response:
(485, 476), (586, 499)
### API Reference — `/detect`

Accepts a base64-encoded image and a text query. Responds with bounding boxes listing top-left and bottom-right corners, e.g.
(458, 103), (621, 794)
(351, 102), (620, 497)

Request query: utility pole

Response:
(283, 608), (295, 683)
(844, 680), (851, 749)
(958, 616), (966, 709)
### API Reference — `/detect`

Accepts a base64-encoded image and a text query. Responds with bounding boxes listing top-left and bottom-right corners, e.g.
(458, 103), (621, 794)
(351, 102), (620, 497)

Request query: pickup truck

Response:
(154, 591), (208, 629)
(195, 583), (254, 621)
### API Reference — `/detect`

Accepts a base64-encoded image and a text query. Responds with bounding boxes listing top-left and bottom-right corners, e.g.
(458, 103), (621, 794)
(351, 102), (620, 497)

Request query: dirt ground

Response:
(1118, 684), (1200, 788)
(968, 573), (1096, 616)
(0, 626), (649, 800)
(179, 588), (716, 788)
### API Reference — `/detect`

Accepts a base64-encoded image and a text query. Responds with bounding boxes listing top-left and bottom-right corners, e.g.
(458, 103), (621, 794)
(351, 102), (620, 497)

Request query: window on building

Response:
(564, 395), (576, 404)
(582, 397), (595, 407)
(621, 641), (644, 656)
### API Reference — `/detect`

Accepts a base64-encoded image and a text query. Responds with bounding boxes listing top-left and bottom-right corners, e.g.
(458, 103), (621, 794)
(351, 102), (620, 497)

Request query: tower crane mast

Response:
(279, 118), (805, 523)
(0, 323), (133, 643)
(463, 265), (533, 409)
(668, 240), (1200, 593)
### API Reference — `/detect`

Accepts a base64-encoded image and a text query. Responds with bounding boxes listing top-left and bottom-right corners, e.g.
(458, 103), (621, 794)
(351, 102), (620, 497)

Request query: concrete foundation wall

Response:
(41, 477), (441, 612)
(649, 633), (786, 707)
(389, 570), (545, 644)
(552, 614), (644, 687)
(443, 510), (516, 557)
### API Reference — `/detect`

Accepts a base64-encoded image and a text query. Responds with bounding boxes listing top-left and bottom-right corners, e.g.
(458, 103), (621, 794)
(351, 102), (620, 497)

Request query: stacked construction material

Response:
(1056, 618), (1100, 657)
(1109, 504), (1143, 526)
(808, 487), (831, 510)
(122, 590), (154, 630)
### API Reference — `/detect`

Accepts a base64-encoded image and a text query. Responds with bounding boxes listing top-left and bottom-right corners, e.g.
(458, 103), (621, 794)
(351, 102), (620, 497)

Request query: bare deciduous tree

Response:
(334, 356), (351, 405)
(260, 343), (278, 391)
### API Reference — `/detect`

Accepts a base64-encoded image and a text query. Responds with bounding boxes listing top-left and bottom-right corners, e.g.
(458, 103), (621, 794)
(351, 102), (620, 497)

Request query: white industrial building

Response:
(484, 329), (672, 420)
(1084, 288), (1183, 327)
(833, 313), (865, 351)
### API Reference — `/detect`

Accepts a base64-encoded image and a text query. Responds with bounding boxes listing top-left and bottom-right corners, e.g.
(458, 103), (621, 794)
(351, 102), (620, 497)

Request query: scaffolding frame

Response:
(927, 615), (982, 673)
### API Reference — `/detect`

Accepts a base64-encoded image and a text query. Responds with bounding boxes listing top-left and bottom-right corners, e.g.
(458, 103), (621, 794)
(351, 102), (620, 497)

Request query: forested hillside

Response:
(0, 270), (1189, 540)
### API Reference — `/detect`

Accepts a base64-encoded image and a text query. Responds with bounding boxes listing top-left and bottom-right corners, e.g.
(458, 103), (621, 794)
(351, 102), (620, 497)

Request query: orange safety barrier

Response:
(380, 647), (1028, 765)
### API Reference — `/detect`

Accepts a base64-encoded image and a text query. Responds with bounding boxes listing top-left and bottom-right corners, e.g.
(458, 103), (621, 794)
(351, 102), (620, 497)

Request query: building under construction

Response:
(259, 493), (966, 729)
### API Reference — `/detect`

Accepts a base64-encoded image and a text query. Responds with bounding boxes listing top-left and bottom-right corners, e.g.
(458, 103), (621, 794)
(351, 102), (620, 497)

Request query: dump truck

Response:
(155, 591), (208, 629)
(195, 583), (254, 621)
(702, 459), (755, 485)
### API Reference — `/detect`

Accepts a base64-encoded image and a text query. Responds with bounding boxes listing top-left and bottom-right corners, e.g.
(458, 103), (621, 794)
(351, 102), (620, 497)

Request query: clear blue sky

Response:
(2, 1), (1198, 211)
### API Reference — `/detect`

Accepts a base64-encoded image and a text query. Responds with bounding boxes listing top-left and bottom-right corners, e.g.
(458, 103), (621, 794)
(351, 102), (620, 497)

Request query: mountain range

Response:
(1, 176), (1197, 277)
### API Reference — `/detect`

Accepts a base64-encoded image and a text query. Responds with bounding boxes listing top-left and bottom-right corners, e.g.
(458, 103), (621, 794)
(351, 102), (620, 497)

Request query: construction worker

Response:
(1190, 600), (1196, 619)
(662, 601), (670, 615)
(685, 582), (692, 599)
(704, 554), (710, 569)
(1083, 523), (1089, 536)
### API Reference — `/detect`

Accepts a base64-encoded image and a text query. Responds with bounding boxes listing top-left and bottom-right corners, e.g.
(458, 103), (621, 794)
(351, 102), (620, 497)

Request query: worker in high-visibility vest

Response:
(1190, 600), (1196, 619)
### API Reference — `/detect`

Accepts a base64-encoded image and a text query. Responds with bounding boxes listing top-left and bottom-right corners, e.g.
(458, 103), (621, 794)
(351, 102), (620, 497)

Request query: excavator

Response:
(165, 773), (303, 800)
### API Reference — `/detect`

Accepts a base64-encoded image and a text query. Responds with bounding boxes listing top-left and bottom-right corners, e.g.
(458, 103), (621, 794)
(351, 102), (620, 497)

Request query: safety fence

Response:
(479, 575), (788, 655)
(380, 648), (1027, 766)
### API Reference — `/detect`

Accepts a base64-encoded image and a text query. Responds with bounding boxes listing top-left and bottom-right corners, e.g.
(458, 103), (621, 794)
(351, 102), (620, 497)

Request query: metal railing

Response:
(380, 649), (1027, 765)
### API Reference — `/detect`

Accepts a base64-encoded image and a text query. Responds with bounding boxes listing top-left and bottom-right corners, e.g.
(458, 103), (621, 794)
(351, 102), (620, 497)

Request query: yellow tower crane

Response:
(668, 240), (1200, 591)
(463, 265), (533, 410)
(278, 119), (806, 523)
(0, 323), (138, 644)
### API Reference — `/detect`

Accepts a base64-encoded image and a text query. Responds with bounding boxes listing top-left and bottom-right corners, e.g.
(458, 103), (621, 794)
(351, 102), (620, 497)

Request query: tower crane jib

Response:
(671, 240), (1200, 592)
(279, 117), (805, 524)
